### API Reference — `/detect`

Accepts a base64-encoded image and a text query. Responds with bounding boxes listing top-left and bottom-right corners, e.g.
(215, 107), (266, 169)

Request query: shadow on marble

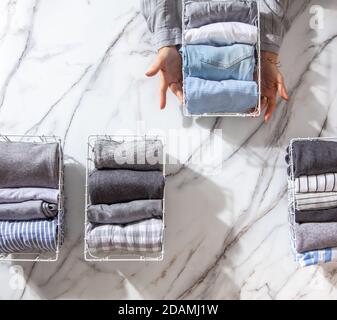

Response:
(9, 157), (239, 299)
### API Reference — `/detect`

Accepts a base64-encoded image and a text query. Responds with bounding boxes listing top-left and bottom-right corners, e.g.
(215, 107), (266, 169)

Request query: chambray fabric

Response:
(86, 218), (163, 253)
(183, 44), (255, 81)
(0, 142), (59, 189)
(185, 77), (258, 114)
(0, 219), (58, 253)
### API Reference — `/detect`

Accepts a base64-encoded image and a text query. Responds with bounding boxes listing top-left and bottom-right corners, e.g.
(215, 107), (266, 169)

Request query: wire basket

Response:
(287, 137), (337, 264)
(182, 0), (261, 118)
(84, 135), (166, 262)
(0, 135), (64, 262)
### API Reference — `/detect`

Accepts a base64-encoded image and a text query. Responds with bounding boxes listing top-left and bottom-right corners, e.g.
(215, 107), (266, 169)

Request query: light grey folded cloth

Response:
(295, 222), (337, 253)
(0, 200), (58, 220)
(86, 218), (163, 253)
(87, 200), (163, 224)
(89, 169), (165, 205)
(0, 188), (59, 204)
(0, 142), (60, 188)
(94, 139), (163, 171)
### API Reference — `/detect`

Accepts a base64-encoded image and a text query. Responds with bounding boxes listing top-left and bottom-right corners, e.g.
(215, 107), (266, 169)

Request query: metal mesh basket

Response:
(182, 0), (261, 118)
(0, 135), (65, 262)
(84, 135), (166, 262)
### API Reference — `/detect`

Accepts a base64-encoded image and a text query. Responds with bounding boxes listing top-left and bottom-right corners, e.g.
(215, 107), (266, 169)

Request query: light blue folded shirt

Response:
(183, 44), (255, 82)
(185, 77), (258, 115)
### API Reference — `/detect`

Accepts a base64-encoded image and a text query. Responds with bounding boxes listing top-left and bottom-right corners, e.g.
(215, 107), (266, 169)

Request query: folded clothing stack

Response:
(183, 0), (259, 115)
(286, 140), (337, 266)
(0, 142), (61, 254)
(86, 139), (165, 254)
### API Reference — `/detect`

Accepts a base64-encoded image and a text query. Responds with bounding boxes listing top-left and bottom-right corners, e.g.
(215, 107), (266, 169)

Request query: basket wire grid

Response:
(288, 136), (337, 257)
(0, 134), (64, 262)
(182, 0), (261, 118)
(84, 135), (166, 262)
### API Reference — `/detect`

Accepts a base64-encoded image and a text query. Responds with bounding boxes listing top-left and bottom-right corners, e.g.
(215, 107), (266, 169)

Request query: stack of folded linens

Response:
(86, 139), (165, 255)
(183, 0), (259, 115)
(286, 139), (337, 266)
(0, 142), (61, 253)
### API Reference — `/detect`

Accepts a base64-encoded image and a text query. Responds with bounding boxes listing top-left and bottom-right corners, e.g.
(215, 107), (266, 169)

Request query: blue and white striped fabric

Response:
(0, 219), (58, 253)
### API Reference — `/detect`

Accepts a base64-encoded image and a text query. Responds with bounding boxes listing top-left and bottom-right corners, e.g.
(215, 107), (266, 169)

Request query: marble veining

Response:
(1, 0), (337, 300)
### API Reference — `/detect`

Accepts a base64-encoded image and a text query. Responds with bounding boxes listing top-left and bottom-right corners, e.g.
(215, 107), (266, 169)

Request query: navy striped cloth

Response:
(0, 219), (58, 253)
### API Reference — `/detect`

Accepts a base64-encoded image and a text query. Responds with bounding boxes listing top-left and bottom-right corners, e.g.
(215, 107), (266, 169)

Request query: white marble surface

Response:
(1, 0), (337, 300)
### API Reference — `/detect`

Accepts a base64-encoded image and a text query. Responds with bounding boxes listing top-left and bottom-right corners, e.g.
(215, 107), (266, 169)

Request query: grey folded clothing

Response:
(87, 200), (163, 224)
(184, 0), (258, 29)
(290, 140), (337, 178)
(0, 188), (59, 204)
(86, 218), (163, 253)
(89, 170), (165, 205)
(295, 208), (337, 223)
(295, 222), (337, 253)
(0, 200), (58, 220)
(0, 142), (59, 188)
(94, 139), (163, 171)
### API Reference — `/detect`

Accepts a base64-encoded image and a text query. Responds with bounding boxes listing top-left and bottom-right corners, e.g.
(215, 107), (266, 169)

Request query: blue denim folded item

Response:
(183, 44), (255, 81)
(185, 77), (258, 114)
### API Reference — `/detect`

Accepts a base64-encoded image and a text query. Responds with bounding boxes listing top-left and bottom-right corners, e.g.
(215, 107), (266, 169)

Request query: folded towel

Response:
(0, 219), (58, 253)
(185, 78), (258, 114)
(295, 208), (337, 223)
(0, 200), (57, 221)
(184, 22), (258, 46)
(295, 192), (337, 211)
(0, 142), (60, 188)
(0, 188), (59, 204)
(295, 173), (337, 193)
(87, 200), (163, 224)
(94, 139), (163, 171)
(289, 140), (337, 178)
(183, 44), (255, 81)
(184, 0), (258, 29)
(86, 218), (163, 253)
(88, 170), (165, 205)
(295, 222), (337, 253)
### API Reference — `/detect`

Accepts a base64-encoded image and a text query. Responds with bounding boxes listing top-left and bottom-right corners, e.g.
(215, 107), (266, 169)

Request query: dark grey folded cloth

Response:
(89, 170), (165, 205)
(290, 140), (337, 178)
(94, 139), (163, 171)
(184, 0), (258, 29)
(0, 142), (59, 188)
(87, 200), (163, 224)
(0, 200), (58, 220)
(295, 222), (337, 253)
(295, 208), (337, 223)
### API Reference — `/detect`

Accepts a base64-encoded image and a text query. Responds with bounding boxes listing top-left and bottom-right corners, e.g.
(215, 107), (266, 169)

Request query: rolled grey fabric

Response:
(184, 0), (258, 30)
(94, 139), (163, 171)
(0, 200), (58, 221)
(0, 142), (60, 188)
(88, 170), (165, 205)
(290, 140), (337, 178)
(87, 200), (163, 224)
(295, 208), (337, 224)
(0, 188), (59, 204)
(295, 222), (337, 253)
(86, 218), (163, 253)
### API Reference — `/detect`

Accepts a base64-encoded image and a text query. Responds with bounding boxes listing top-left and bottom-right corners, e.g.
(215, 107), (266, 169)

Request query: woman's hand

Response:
(260, 51), (289, 122)
(146, 46), (183, 109)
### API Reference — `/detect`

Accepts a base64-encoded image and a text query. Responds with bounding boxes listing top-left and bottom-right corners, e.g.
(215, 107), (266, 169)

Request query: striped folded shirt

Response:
(295, 192), (337, 211)
(295, 173), (337, 193)
(86, 218), (163, 253)
(0, 219), (58, 253)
